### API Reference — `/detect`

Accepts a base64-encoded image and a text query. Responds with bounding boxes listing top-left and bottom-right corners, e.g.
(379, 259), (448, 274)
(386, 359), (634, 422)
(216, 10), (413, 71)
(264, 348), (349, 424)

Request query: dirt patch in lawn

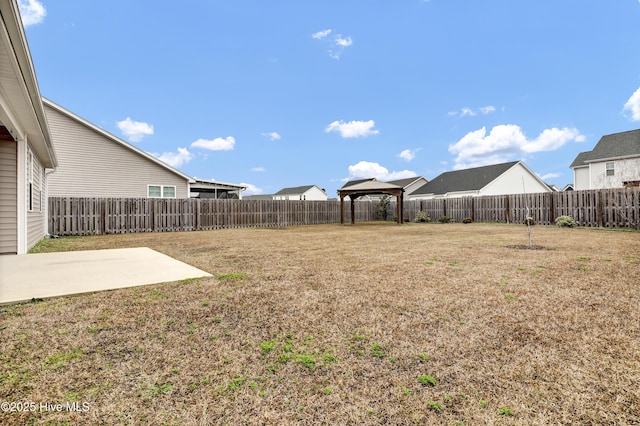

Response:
(2, 223), (639, 425)
(506, 244), (551, 250)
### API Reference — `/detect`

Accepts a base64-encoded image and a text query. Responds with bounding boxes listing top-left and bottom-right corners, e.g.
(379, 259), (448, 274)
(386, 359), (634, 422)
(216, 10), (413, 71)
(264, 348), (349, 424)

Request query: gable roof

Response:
(571, 129), (640, 168)
(386, 176), (423, 187)
(42, 98), (193, 182)
(412, 161), (519, 195)
(274, 185), (323, 196)
(570, 151), (592, 168)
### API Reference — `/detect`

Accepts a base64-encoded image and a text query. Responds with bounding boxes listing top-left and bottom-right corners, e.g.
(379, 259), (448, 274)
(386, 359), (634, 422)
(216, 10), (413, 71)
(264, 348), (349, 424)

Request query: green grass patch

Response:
(418, 375), (437, 386)
(216, 273), (249, 281)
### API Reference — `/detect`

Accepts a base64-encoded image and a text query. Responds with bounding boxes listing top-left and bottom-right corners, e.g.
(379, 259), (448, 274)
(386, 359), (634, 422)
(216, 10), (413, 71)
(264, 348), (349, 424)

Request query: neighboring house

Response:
(44, 99), (193, 198)
(570, 129), (640, 190)
(273, 185), (328, 201)
(563, 183), (574, 191)
(409, 161), (551, 199)
(0, 0), (57, 254)
(190, 178), (246, 199)
(386, 176), (429, 197)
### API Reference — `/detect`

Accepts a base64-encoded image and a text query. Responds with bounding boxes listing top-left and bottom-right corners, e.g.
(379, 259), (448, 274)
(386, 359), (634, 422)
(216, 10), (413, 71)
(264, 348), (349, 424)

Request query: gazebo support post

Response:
(351, 199), (355, 224)
(340, 196), (344, 224)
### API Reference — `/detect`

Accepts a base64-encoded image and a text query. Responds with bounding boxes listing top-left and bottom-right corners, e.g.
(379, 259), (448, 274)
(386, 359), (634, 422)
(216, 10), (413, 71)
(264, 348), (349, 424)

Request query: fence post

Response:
(505, 196), (511, 224)
(470, 197), (475, 222)
(597, 191), (604, 227)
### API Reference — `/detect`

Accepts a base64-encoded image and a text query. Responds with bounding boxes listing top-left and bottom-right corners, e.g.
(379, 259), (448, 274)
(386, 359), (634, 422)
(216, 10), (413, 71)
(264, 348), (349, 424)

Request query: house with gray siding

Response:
(0, 0), (57, 254)
(570, 129), (640, 190)
(44, 99), (193, 199)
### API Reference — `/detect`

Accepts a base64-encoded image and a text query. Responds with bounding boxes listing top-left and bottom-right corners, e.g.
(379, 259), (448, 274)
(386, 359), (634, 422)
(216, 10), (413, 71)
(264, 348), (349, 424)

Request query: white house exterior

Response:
(571, 129), (640, 190)
(410, 161), (551, 200)
(44, 99), (193, 198)
(273, 185), (328, 200)
(0, 0), (57, 254)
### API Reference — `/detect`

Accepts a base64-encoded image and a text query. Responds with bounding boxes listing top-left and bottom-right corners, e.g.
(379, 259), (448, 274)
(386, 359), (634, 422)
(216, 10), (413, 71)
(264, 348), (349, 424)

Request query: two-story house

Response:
(571, 129), (640, 190)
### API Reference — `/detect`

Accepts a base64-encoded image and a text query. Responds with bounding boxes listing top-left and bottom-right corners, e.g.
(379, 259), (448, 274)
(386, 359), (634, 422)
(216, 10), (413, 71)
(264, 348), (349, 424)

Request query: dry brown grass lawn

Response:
(1, 223), (639, 425)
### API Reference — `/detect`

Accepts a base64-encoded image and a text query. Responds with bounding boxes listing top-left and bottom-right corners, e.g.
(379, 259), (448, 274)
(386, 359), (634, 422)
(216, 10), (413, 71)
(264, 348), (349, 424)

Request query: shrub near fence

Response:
(49, 188), (640, 236)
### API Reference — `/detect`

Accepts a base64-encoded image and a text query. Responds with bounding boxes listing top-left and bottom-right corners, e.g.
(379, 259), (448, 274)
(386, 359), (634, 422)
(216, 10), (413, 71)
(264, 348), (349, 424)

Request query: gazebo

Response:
(337, 180), (405, 224)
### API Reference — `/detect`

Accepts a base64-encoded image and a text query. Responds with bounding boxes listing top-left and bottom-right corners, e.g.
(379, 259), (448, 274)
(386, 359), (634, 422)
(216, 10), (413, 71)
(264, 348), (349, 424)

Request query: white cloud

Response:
(347, 161), (416, 181)
(623, 87), (640, 121)
(449, 124), (584, 169)
(460, 107), (476, 117)
(251, 167), (266, 172)
(335, 35), (353, 47)
(313, 29), (353, 59)
(312, 29), (332, 39)
(190, 136), (235, 151)
(479, 105), (496, 114)
(155, 147), (193, 168)
(116, 117), (154, 142)
(261, 132), (281, 141)
(325, 120), (379, 138)
(539, 172), (561, 180)
(397, 149), (419, 162)
(449, 105), (496, 117)
(241, 183), (263, 196)
(19, 0), (46, 27)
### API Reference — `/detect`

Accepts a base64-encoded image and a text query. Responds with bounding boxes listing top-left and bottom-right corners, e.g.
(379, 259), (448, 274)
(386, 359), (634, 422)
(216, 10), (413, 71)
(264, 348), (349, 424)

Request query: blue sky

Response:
(19, 0), (640, 196)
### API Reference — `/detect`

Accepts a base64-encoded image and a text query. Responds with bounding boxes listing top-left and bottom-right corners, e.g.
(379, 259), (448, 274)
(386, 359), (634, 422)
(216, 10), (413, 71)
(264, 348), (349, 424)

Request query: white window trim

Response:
(605, 161), (614, 177)
(147, 184), (177, 199)
(147, 184), (162, 198)
(162, 185), (176, 198)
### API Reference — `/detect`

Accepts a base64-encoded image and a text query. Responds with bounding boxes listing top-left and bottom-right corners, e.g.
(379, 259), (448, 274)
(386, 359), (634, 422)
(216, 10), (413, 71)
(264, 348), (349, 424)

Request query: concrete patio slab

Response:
(0, 247), (212, 305)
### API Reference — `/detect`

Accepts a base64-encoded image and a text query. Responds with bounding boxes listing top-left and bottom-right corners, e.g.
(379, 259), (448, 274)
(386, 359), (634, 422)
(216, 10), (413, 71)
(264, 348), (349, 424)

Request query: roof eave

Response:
(1, 1), (57, 168)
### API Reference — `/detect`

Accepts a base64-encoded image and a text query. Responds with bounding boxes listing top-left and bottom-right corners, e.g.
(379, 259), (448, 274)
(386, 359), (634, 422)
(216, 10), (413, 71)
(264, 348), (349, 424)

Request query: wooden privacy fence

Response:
(48, 198), (382, 235)
(49, 188), (640, 236)
(408, 188), (640, 228)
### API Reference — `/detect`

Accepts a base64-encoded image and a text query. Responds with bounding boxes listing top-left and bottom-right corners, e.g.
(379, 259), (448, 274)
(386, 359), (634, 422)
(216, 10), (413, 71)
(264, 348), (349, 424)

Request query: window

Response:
(605, 161), (614, 176)
(148, 185), (162, 198)
(148, 185), (176, 198)
(162, 186), (176, 198)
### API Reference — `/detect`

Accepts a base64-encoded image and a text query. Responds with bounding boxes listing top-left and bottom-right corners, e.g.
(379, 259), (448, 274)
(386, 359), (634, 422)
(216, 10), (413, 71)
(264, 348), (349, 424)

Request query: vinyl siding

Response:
(26, 145), (46, 250)
(588, 158), (640, 189)
(574, 167), (589, 190)
(481, 163), (550, 195)
(0, 140), (17, 253)
(45, 104), (189, 198)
